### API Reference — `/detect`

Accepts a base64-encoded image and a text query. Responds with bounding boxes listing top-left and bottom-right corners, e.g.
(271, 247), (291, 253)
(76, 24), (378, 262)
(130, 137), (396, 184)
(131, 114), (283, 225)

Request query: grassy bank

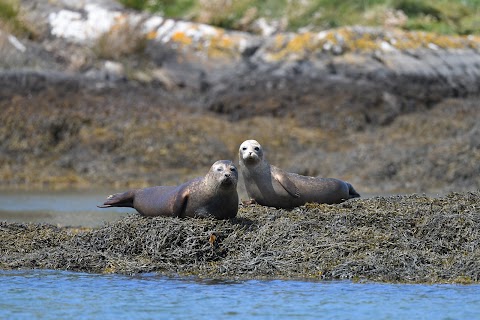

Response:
(120, 0), (480, 35)
(1, 191), (479, 283)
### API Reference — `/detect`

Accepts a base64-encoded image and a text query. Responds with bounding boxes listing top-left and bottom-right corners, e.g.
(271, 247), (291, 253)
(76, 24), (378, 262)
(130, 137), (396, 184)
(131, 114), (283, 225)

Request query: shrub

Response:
(95, 19), (148, 60)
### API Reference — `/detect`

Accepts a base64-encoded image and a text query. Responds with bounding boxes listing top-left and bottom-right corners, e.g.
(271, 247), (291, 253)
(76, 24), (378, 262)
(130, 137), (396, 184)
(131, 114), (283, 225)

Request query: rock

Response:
(0, 0), (478, 193)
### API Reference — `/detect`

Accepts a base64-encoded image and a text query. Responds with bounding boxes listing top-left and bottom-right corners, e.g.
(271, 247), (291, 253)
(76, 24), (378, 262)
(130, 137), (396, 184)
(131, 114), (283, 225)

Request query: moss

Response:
(285, 32), (315, 53)
(171, 31), (193, 45)
(167, 26), (243, 59)
(256, 26), (480, 62)
(206, 32), (239, 58)
(351, 33), (380, 51)
(261, 27), (465, 61)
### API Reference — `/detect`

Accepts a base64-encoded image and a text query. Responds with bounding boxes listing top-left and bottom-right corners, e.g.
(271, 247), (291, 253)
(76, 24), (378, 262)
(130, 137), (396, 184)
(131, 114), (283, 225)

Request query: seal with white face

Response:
(98, 160), (239, 219)
(238, 140), (360, 208)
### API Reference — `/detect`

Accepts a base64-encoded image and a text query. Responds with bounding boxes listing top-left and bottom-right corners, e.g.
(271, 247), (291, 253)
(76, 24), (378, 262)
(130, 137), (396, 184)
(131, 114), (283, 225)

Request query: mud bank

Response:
(1, 191), (479, 283)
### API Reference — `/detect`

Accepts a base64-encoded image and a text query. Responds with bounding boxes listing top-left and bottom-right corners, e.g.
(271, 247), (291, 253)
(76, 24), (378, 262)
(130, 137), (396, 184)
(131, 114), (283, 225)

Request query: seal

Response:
(238, 140), (360, 208)
(98, 160), (239, 219)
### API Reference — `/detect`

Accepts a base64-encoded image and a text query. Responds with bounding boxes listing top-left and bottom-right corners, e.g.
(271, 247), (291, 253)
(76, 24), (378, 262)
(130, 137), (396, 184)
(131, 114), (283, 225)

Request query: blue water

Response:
(1, 270), (480, 319)
(1, 192), (479, 319)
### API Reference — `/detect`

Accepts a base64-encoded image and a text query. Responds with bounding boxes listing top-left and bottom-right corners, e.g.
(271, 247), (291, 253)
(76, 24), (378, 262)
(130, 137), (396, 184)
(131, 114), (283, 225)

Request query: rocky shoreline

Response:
(1, 0), (479, 195)
(1, 0), (479, 283)
(1, 191), (479, 283)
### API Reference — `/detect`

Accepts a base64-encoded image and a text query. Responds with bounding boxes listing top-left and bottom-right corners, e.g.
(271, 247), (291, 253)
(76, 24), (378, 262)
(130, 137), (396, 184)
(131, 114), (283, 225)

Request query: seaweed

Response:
(1, 191), (479, 283)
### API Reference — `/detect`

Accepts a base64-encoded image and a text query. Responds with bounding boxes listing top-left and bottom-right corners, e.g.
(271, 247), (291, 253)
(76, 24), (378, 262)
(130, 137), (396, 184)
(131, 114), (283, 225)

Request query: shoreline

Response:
(1, 191), (479, 284)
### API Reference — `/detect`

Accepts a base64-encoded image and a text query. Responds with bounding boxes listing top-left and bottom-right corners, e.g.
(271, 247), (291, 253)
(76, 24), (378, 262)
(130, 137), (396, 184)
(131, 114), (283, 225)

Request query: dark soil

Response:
(1, 191), (479, 283)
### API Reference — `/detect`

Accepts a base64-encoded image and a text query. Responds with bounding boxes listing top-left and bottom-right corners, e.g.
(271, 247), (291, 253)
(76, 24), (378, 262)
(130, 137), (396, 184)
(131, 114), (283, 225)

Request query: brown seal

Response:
(98, 160), (239, 219)
(238, 140), (360, 208)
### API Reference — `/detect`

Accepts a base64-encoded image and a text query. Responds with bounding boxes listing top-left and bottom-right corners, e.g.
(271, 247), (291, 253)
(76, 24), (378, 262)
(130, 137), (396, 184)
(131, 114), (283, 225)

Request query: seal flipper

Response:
(271, 166), (301, 198)
(97, 190), (135, 208)
(172, 186), (189, 218)
(347, 183), (360, 198)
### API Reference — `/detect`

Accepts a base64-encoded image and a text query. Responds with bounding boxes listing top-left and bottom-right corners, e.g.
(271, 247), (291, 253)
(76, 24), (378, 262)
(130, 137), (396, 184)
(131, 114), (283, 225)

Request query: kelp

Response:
(1, 191), (479, 283)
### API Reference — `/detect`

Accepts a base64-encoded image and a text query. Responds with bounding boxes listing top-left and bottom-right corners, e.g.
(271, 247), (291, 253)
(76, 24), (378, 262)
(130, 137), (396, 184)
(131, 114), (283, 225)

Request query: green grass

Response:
(119, 0), (197, 17)
(119, 0), (480, 35)
(0, 0), (17, 21)
(0, 0), (34, 37)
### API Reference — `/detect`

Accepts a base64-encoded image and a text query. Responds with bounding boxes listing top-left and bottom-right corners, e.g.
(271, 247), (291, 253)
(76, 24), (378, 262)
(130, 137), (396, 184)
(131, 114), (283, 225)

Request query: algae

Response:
(1, 191), (479, 283)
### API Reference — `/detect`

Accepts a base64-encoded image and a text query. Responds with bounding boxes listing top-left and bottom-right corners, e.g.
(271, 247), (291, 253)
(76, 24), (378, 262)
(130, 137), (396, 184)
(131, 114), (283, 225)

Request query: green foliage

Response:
(0, 0), (34, 37)
(119, 0), (480, 34)
(0, 0), (18, 21)
(119, 0), (196, 17)
(0, 0), (21, 31)
(393, 0), (480, 34)
(119, 0), (146, 10)
(394, 0), (442, 18)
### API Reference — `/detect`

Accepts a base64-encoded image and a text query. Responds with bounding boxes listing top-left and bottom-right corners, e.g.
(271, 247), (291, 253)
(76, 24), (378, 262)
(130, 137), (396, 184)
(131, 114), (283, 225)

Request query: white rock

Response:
(380, 41), (396, 52)
(48, 4), (121, 43)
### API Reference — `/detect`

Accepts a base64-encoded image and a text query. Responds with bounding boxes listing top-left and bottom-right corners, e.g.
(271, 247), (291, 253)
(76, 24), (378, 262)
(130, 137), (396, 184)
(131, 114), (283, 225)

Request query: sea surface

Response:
(1, 269), (480, 319)
(1, 191), (479, 319)
(0, 189), (131, 227)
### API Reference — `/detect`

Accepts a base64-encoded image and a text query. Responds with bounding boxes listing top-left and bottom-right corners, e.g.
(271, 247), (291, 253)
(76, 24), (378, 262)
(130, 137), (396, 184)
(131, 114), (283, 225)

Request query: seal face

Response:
(98, 160), (239, 219)
(239, 140), (360, 208)
(240, 140), (263, 166)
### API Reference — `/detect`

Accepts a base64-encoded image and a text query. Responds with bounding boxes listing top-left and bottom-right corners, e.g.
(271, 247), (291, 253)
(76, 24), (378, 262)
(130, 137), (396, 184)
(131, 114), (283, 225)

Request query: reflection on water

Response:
(1, 270), (480, 319)
(0, 190), (131, 227)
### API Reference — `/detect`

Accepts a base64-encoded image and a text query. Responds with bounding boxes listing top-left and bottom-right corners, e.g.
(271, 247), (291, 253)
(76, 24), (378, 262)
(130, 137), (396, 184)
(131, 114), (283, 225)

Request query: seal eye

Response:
(242, 147), (247, 151)
(254, 147), (260, 151)
(230, 167), (236, 172)
(216, 167), (223, 172)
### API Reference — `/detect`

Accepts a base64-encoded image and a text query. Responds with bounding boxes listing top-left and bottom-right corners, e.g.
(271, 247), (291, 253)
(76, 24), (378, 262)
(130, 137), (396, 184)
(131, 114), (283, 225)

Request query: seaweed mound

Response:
(1, 191), (479, 283)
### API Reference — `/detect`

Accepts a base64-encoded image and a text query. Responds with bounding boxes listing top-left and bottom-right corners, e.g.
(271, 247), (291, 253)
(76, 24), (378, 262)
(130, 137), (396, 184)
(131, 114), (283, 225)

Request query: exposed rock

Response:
(0, 0), (479, 194)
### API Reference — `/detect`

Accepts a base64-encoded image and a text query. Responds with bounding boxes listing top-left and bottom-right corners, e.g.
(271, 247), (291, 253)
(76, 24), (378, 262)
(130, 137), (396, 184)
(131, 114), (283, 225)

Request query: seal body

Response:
(239, 140), (360, 208)
(98, 160), (239, 219)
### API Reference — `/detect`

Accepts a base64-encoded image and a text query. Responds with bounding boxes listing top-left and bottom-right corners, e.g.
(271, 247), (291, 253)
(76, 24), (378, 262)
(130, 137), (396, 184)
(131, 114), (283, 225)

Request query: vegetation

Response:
(1, 192), (479, 283)
(119, 0), (480, 35)
(0, 0), (33, 37)
(0, 0), (19, 26)
(95, 19), (148, 59)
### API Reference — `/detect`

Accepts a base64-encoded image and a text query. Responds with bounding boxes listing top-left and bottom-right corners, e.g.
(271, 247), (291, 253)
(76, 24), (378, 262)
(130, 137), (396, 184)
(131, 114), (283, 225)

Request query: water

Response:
(1, 191), (480, 319)
(0, 190), (131, 227)
(1, 270), (479, 319)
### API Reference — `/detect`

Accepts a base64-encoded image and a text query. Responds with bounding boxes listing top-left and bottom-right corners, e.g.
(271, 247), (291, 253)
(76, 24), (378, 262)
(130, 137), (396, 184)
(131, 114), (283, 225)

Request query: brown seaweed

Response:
(1, 191), (479, 283)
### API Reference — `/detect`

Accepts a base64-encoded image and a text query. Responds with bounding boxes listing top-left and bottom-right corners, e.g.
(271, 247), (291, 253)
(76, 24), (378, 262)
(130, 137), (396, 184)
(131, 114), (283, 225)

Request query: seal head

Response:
(209, 160), (238, 189)
(239, 139), (263, 166)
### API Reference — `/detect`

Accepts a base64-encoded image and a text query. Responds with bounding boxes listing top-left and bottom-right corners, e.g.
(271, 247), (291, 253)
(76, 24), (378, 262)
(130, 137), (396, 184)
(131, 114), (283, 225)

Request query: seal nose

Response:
(224, 172), (231, 178)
